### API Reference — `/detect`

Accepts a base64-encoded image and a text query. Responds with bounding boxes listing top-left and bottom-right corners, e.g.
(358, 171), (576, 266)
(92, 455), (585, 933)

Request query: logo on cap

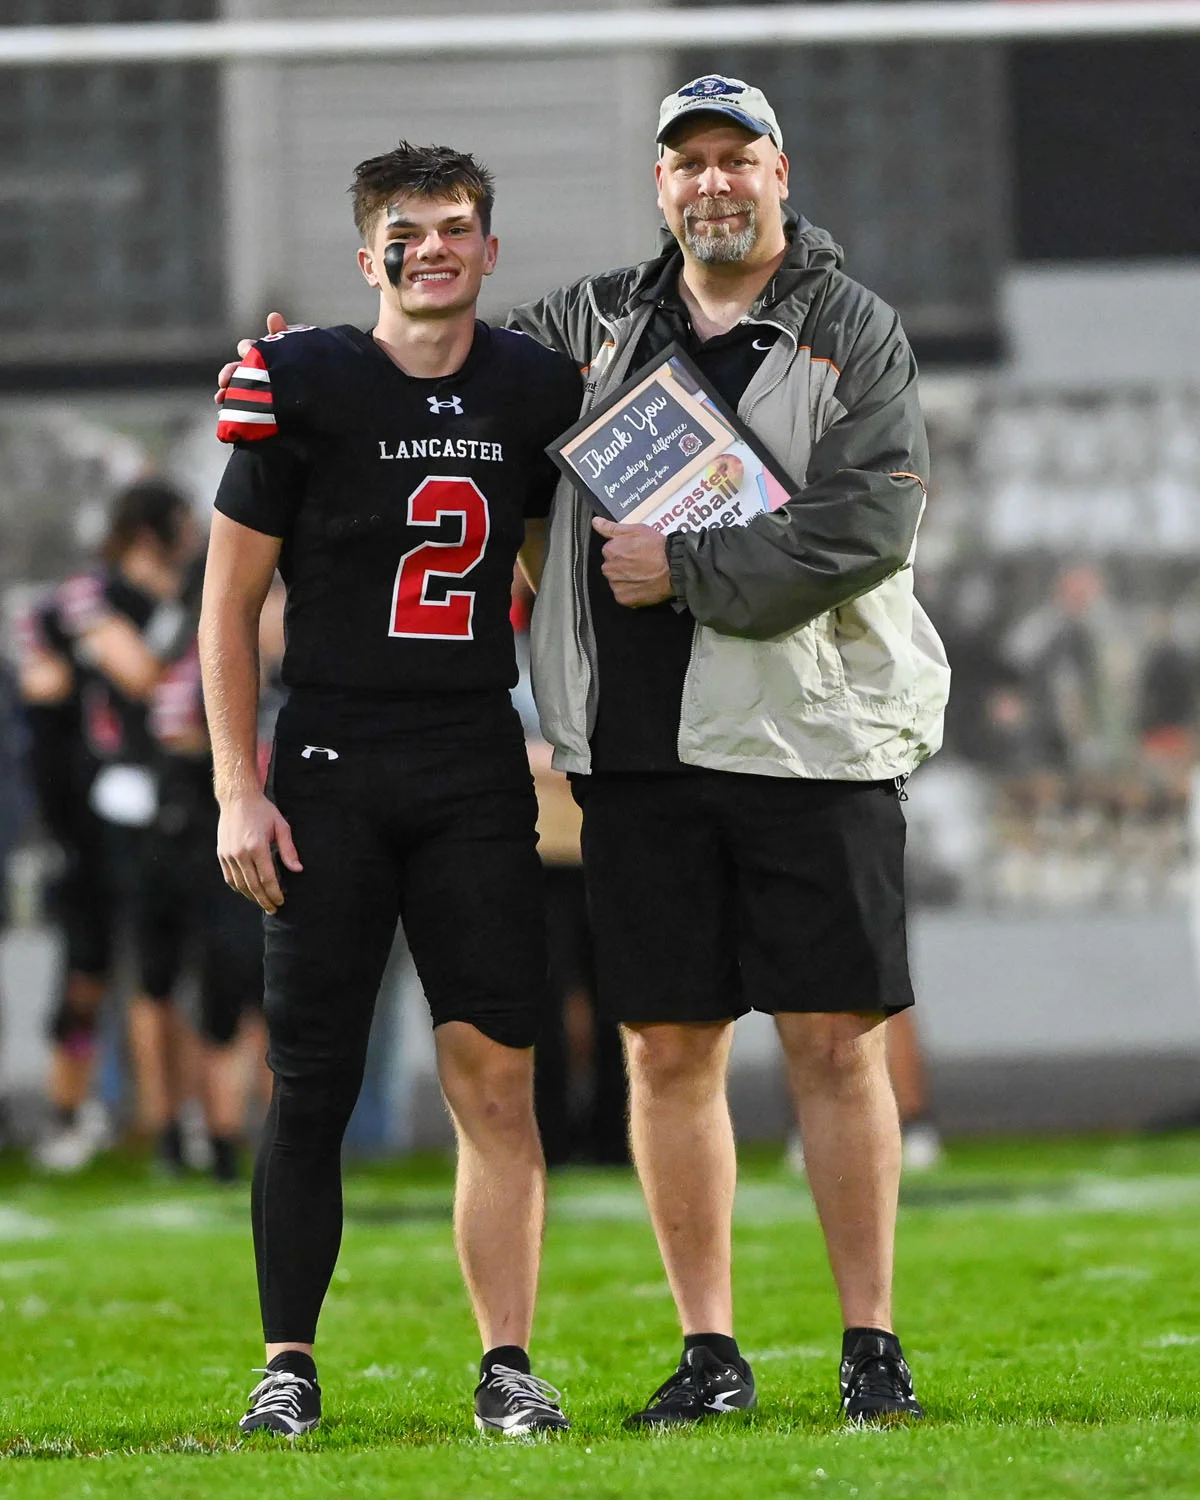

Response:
(679, 77), (743, 100)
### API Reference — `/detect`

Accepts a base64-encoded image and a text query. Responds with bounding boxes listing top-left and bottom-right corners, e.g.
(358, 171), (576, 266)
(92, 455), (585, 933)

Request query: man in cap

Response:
(507, 73), (948, 1426)
(218, 75), (948, 1427)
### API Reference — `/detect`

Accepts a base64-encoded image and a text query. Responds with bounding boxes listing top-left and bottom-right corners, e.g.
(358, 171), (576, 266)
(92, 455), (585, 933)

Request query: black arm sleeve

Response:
(213, 438), (310, 539)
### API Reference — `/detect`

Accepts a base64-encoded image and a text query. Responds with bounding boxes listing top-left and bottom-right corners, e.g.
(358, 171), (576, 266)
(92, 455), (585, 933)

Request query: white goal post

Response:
(2, 2), (1200, 68)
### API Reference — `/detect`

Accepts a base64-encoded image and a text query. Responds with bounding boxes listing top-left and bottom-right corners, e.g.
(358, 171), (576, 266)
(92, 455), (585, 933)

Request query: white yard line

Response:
(6, 1171), (1200, 1244)
(0, 1208), (55, 1243)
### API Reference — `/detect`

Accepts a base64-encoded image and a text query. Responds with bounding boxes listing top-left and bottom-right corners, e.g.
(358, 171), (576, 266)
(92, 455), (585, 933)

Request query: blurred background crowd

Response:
(1, 0), (1199, 1174)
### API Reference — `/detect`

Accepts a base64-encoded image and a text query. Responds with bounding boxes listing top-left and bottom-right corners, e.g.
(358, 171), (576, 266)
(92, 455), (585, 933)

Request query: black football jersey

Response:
(50, 569), (158, 769)
(215, 322), (582, 702)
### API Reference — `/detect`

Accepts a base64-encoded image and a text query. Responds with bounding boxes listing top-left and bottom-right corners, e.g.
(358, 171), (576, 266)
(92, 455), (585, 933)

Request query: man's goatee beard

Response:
(683, 201), (758, 263)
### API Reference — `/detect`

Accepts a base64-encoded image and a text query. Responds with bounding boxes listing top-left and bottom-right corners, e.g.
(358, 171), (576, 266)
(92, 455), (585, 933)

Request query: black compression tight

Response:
(252, 1069), (364, 1343)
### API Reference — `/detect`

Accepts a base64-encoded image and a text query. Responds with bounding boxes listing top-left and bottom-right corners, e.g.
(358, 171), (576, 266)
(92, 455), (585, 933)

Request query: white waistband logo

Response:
(301, 745), (339, 760)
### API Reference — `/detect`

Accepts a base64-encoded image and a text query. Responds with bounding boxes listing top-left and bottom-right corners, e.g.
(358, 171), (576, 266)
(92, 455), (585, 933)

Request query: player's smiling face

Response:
(358, 193), (498, 319)
(655, 121), (788, 267)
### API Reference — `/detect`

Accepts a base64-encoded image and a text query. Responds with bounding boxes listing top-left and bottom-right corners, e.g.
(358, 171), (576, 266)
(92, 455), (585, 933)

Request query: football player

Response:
(200, 142), (583, 1437)
(19, 482), (199, 1173)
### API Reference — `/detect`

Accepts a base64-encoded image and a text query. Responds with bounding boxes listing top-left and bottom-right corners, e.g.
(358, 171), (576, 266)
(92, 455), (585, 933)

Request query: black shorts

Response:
(575, 770), (914, 1026)
(49, 812), (146, 981)
(139, 813), (264, 1046)
(263, 708), (545, 1077)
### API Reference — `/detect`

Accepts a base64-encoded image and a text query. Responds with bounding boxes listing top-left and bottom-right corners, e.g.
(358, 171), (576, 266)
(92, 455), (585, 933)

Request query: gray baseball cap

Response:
(656, 75), (783, 151)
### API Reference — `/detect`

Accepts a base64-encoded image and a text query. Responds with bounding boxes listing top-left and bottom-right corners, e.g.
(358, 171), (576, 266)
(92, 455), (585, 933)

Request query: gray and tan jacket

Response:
(508, 216), (950, 780)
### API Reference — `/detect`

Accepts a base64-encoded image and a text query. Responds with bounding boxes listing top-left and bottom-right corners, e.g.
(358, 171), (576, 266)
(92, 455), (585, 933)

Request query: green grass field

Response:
(3, 1135), (1200, 1498)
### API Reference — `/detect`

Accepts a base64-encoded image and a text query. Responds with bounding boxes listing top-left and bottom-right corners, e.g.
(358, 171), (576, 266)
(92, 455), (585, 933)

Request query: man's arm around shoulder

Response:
(506, 279), (597, 363)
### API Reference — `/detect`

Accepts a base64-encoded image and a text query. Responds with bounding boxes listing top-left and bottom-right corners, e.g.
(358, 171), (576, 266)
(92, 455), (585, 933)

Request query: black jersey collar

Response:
(352, 319), (491, 386)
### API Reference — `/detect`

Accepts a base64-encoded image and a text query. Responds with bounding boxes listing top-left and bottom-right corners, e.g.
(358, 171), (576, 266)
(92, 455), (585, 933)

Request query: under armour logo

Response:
(427, 395), (463, 415)
(301, 745), (339, 761)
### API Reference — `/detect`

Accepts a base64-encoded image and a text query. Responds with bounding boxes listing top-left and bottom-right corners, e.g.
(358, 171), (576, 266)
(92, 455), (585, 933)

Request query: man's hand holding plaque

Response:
(591, 517), (673, 608)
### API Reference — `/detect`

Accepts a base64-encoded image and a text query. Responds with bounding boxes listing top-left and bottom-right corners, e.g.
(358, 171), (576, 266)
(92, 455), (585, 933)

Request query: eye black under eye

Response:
(382, 241), (407, 286)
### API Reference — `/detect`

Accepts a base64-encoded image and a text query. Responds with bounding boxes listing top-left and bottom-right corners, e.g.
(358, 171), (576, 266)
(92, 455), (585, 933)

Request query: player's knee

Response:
(51, 990), (102, 1051)
(441, 1048), (535, 1137)
(624, 1023), (726, 1097)
(782, 1013), (887, 1092)
(456, 1091), (536, 1143)
(270, 1071), (361, 1154)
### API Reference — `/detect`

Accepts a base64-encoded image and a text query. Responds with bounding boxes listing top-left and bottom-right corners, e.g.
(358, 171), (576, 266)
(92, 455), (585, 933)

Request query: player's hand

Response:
(592, 517), (674, 607)
(214, 311), (289, 406)
(216, 789), (302, 914)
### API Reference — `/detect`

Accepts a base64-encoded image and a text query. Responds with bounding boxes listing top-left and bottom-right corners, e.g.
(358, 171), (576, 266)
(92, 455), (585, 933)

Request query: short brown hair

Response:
(101, 479), (190, 566)
(350, 141), (496, 243)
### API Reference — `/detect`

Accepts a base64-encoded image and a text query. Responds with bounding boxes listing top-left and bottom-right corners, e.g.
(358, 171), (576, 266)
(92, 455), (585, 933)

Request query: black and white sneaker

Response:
(239, 1368), (322, 1435)
(627, 1346), (756, 1428)
(474, 1364), (570, 1436)
(840, 1331), (924, 1424)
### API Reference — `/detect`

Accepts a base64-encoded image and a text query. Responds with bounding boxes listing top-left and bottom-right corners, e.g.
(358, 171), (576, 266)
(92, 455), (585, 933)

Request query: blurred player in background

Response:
(15, 573), (109, 1165)
(0, 655), (31, 1144)
(202, 143), (583, 1438)
(16, 480), (199, 1172)
(139, 576), (277, 1182)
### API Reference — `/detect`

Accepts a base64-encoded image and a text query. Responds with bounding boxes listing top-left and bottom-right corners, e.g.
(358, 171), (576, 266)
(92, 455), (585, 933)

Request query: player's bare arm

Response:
(76, 612), (171, 700)
(199, 512), (300, 914)
(18, 642), (73, 704)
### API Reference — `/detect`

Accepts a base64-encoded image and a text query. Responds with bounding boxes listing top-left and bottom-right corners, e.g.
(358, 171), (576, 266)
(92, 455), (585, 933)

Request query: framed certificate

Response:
(547, 342), (795, 536)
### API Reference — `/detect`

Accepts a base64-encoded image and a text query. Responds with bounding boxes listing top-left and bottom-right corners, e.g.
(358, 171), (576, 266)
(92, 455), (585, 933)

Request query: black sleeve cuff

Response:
(666, 531), (689, 604)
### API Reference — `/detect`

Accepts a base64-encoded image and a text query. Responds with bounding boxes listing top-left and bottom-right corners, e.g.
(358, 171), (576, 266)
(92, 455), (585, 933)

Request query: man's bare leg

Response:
(435, 1020), (545, 1351)
(48, 1045), (95, 1119)
(48, 973), (107, 1114)
(127, 996), (175, 1137)
(776, 1011), (899, 1331)
(206, 1041), (246, 1143)
(623, 1020), (736, 1336)
(36, 976), (111, 1173)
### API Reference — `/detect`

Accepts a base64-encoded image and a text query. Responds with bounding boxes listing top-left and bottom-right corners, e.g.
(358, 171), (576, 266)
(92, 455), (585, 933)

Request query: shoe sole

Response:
(625, 1413), (701, 1430)
(474, 1414), (569, 1437)
(844, 1406), (925, 1427)
(624, 1392), (756, 1428)
(239, 1416), (320, 1436)
(626, 1406), (754, 1431)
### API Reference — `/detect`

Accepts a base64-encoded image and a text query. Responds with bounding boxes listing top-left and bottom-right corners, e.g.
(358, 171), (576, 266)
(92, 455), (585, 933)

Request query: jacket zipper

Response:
(738, 318), (798, 422)
(574, 287), (649, 752)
